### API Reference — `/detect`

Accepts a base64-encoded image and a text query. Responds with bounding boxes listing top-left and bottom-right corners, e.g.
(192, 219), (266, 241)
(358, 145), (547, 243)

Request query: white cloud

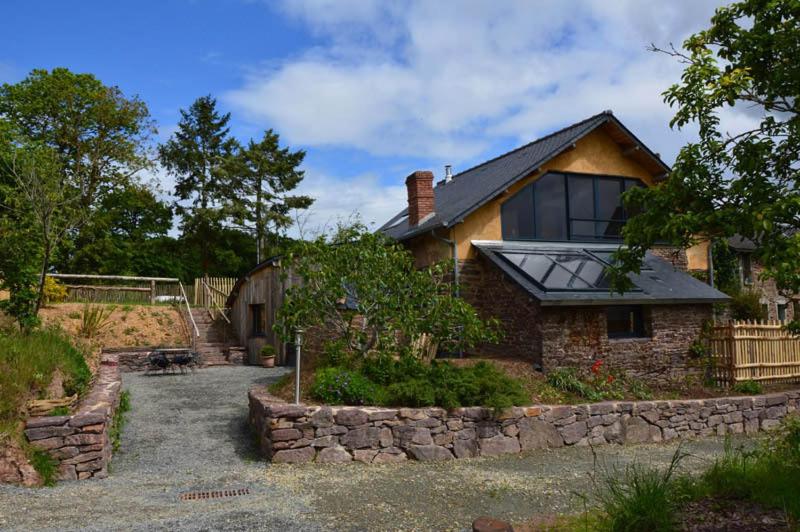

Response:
(224, 0), (762, 231)
(288, 168), (406, 238)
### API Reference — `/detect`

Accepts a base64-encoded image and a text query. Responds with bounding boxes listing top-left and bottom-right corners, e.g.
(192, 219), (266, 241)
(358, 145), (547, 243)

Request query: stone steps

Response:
(189, 308), (246, 367)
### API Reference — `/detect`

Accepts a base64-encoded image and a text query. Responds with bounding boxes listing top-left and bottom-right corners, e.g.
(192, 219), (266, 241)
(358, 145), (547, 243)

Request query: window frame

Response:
(500, 171), (645, 243)
(606, 305), (648, 339)
(250, 303), (267, 337)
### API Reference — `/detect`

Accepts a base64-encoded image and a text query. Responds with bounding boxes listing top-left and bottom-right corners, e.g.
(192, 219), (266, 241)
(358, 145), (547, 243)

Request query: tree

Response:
(611, 0), (800, 301)
(159, 95), (239, 273)
(0, 145), (84, 322)
(0, 68), (154, 211)
(231, 129), (313, 262)
(276, 224), (501, 359)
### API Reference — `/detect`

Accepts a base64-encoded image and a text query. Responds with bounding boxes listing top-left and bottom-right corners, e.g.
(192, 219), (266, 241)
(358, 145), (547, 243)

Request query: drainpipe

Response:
(707, 239), (715, 289)
(431, 229), (463, 357)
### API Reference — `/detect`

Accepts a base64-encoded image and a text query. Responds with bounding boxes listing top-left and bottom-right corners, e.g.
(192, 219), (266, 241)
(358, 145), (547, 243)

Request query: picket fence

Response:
(710, 320), (800, 385)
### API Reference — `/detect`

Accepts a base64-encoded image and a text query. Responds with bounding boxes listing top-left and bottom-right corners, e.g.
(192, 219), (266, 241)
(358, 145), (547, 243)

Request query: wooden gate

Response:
(710, 320), (800, 385)
(193, 277), (236, 308)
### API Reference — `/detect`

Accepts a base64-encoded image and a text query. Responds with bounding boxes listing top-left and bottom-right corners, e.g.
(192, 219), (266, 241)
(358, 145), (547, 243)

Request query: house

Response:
(226, 257), (296, 365)
(379, 111), (729, 385)
(687, 236), (798, 323)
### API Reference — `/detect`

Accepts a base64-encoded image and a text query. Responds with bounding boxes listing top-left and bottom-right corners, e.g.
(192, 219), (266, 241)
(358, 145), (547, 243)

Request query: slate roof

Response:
(380, 110), (670, 242)
(473, 240), (730, 306)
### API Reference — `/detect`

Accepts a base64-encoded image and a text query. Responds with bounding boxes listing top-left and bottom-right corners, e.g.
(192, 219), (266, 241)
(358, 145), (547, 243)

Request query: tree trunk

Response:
(35, 242), (51, 315)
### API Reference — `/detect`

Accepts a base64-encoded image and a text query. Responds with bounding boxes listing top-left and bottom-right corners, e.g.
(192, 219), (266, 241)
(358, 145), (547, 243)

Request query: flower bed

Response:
(249, 386), (800, 464)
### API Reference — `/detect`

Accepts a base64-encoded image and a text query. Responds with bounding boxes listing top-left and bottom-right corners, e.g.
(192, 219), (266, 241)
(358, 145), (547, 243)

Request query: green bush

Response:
(311, 367), (381, 405)
(547, 367), (604, 402)
(729, 288), (767, 321)
(596, 448), (687, 532)
(0, 328), (91, 441)
(78, 303), (114, 338)
(732, 379), (763, 395)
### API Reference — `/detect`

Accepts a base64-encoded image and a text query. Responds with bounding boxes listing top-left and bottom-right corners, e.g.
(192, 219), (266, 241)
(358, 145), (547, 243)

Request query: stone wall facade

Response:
(459, 257), (543, 364)
(105, 346), (244, 372)
(249, 387), (799, 464)
(541, 304), (713, 386)
(23, 352), (122, 481)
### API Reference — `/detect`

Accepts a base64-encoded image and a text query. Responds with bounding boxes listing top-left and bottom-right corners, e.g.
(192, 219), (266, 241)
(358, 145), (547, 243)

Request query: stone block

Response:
(26, 416), (70, 429)
(57, 464), (77, 481)
(50, 446), (80, 460)
(393, 426), (433, 448)
(415, 417), (442, 429)
(456, 427), (477, 440)
(373, 451), (408, 463)
(24, 426), (76, 441)
(367, 409), (398, 422)
(81, 424), (105, 434)
(525, 406), (542, 417)
(335, 409), (369, 426)
(311, 436), (338, 448)
(316, 446), (352, 463)
(560, 421), (588, 445)
(69, 413), (106, 427)
(476, 422), (499, 439)
(353, 449), (378, 463)
(453, 438), (478, 458)
(446, 419), (464, 431)
(398, 408), (427, 420)
(762, 419), (781, 431)
(62, 451), (103, 465)
(272, 428), (302, 442)
(64, 433), (103, 446)
(76, 458), (103, 473)
(544, 406), (574, 422)
(479, 435), (520, 456)
(273, 446), (316, 463)
(765, 406), (786, 420)
(379, 427), (393, 447)
(268, 404), (307, 418)
(623, 417), (661, 444)
(408, 445), (453, 461)
(316, 425), (348, 437)
(310, 407), (334, 428)
(518, 419), (563, 449)
(341, 427), (380, 449)
(503, 424), (520, 438)
(30, 437), (64, 451)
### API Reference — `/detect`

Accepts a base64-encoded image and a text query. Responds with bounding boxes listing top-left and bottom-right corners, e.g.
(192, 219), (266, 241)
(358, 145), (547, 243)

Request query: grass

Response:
(0, 327), (91, 442)
(27, 447), (59, 487)
(109, 390), (131, 452)
(580, 415), (800, 531)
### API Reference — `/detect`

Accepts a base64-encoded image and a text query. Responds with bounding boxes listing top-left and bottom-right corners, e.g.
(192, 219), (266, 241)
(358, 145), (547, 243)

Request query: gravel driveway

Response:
(0, 367), (756, 531)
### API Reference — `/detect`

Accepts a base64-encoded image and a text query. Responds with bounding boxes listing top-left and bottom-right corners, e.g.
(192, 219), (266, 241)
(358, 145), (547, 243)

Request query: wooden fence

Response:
(49, 274), (185, 305)
(710, 320), (800, 385)
(193, 277), (236, 309)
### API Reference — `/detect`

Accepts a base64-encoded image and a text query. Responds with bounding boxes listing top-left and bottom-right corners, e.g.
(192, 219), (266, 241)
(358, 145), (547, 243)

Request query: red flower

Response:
(591, 359), (603, 375)
(607, 374), (615, 384)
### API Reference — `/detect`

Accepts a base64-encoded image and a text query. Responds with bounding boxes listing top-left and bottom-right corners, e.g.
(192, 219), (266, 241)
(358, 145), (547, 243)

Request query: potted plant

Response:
(260, 345), (276, 368)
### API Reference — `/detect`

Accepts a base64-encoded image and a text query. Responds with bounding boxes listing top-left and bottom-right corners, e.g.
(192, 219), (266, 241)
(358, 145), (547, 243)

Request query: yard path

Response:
(0, 367), (756, 531)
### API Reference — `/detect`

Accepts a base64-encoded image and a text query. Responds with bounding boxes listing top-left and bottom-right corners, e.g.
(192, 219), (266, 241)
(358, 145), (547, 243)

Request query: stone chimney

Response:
(405, 170), (435, 227)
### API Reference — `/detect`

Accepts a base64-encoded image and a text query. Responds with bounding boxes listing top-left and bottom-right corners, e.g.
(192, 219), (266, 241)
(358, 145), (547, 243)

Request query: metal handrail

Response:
(178, 281), (200, 347)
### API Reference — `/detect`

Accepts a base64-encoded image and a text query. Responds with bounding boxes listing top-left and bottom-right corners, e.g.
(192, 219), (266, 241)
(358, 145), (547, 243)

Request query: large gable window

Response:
(501, 172), (643, 242)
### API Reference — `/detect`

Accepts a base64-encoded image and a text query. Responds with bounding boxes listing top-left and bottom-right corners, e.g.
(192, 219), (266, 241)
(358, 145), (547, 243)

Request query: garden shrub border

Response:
(249, 386), (800, 464)
(22, 352), (122, 481)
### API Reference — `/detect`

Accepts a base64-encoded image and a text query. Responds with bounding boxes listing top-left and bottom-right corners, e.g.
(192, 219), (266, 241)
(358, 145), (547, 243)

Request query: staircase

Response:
(190, 308), (246, 366)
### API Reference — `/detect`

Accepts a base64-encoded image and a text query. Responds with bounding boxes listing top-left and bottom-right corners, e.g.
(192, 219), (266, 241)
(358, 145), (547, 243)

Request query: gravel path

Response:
(0, 367), (758, 531)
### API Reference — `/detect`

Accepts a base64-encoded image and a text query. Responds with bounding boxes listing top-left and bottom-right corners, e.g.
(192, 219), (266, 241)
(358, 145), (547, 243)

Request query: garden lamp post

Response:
(294, 329), (303, 405)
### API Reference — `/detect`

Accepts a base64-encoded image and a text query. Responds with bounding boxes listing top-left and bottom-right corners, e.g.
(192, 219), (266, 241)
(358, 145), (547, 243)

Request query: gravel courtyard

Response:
(0, 366), (754, 531)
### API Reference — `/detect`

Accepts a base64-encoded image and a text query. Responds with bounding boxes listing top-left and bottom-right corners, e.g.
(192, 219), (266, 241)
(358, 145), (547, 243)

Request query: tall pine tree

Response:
(232, 129), (313, 262)
(158, 96), (240, 273)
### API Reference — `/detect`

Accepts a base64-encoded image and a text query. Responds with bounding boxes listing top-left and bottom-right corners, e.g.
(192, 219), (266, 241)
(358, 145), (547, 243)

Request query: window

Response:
(250, 304), (266, 336)
(762, 304), (770, 320)
(740, 254), (753, 285)
(778, 303), (787, 323)
(606, 306), (647, 338)
(501, 172), (644, 242)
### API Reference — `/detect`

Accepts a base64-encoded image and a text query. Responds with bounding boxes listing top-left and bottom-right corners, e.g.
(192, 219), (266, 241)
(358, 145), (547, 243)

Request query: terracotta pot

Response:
(261, 355), (276, 368)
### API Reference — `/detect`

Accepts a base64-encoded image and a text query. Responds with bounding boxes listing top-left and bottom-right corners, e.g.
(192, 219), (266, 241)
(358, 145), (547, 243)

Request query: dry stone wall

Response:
(23, 353), (122, 481)
(249, 387), (799, 464)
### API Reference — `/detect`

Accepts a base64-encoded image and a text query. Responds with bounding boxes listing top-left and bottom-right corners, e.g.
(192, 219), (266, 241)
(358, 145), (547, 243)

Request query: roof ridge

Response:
(438, 110), (611, 188)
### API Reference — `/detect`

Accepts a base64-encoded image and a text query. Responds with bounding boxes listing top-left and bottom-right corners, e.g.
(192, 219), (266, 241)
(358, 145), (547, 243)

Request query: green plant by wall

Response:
(729, 288), (768, 321)
(732, 380), (763, 395)
(109, 390), (131, 452)
(42, 277), (68, 305)
(27, 447), (58, 487)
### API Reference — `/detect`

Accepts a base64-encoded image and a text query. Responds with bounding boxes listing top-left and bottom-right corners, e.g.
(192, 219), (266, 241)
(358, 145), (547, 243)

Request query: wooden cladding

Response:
(710, 320), (800, 385)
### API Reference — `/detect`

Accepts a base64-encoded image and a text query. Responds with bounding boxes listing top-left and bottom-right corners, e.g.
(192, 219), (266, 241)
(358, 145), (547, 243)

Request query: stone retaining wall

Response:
(106, 346), (245, 372)
(249, 387), (800, 464)
(23, 353), (122, 480)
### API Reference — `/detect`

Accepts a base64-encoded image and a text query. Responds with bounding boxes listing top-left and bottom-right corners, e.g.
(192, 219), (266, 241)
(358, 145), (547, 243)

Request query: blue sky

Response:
(3, 0), (745, 235)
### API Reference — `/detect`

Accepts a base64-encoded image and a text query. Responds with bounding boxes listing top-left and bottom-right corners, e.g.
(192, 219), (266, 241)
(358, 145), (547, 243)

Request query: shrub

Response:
(596, 448), (687, 532)
(311, 367), (381, 405)
(732, 380), (763, 395)
(547, 367), (603, 402)
(109, 390), (131, 452)
(78, 304), (114, 338)
(729, 288), (767, 321)
(42, 277), (68, 305)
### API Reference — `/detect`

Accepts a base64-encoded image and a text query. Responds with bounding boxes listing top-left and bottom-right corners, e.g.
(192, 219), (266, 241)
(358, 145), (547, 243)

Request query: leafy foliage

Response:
(109, 390), (131, 453)
(609, 0), (800, 310)
(732, 379), (763, 395)
(310, 354), (529, 410)
(277, 223), (501, 359)
(728, 288), (767, 321)
(78, 304), (115, 338)
(546, 361), (650, 402)
(42, 277), (68, 305)
(27, 447), (58, 487)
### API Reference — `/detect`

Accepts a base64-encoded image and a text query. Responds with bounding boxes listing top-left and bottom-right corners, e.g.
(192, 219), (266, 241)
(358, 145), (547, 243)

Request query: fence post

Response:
(149, 280), (156, 305)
